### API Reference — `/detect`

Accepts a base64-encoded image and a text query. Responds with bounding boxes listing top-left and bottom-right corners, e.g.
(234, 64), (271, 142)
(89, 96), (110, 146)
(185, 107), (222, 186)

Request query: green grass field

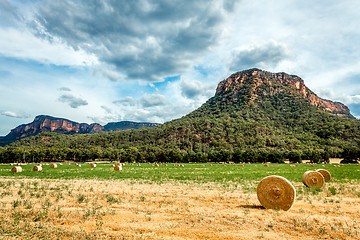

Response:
(1, 162), (359, 184)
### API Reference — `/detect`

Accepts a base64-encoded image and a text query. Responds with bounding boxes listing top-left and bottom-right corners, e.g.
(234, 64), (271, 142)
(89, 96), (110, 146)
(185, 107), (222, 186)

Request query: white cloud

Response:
(0, 27), (99, 66)
(1, 111), (30, 119)
(58, 94), (88, 108)
(113, 97), (136, 107)
(140, 93), (167, 107)
(229, 41), (290, 71)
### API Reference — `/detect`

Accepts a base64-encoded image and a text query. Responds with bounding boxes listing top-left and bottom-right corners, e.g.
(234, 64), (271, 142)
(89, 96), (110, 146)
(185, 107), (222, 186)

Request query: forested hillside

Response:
(1, 69), (359, 164)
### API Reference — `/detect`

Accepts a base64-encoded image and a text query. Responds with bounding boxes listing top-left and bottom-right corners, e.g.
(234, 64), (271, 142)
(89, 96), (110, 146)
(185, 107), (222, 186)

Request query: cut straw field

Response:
(0, 162), (359, 239)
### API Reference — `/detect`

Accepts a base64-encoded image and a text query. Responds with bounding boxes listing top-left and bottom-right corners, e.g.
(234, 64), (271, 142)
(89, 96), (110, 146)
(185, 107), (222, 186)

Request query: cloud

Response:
(0, 0), (22, 26)
(101, 105), (112, 114)
(180, 79), (213, 99)
(58, 94), (88, 108)
(317, 88), (360, 105)
(58, 87), (71, 91)
(94, 66), (124, 82)
(0, 27), (99, 66)
(33, 0), (238, 81)
(1, 111), (30, 119)
(140, 93), (167, 107)
(113, 96), (135, 106)
(229, 42), (290, 71)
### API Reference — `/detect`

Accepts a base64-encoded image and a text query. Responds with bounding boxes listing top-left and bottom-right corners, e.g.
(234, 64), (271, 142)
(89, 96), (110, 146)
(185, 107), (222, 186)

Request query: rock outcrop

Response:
(2, 115), (160, 142)
(216, 69), (352, 118)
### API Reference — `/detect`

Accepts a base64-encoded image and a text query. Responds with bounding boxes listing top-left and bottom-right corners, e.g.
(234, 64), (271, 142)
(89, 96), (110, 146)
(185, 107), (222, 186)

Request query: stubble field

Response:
(0, 162), (359, 239)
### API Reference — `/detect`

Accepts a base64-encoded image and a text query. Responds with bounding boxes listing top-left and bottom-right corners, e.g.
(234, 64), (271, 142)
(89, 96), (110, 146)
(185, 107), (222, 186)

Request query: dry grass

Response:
(0, 177), (359, 239)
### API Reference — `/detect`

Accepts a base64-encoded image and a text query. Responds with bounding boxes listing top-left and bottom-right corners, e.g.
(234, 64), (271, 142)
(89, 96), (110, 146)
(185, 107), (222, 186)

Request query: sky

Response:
(1, 0), (360, 136)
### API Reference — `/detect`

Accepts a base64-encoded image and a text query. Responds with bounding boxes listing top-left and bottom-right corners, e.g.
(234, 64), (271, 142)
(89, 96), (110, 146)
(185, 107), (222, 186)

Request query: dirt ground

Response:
(0, 177), (359, 239)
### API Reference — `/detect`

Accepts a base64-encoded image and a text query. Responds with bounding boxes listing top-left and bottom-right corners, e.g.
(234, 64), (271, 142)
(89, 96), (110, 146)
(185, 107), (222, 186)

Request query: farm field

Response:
(0, 162), (359, 239)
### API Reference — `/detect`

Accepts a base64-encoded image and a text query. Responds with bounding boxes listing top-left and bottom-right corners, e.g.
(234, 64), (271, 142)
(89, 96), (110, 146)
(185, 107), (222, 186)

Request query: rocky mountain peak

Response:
(215, 69), (352, 118)
(1, 115), (160, 144)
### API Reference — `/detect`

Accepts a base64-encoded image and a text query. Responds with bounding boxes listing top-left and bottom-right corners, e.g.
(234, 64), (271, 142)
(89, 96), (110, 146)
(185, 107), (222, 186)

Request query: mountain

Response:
(3, 69), (360, 163)
(0, 115), (160, 146)
(215, 69), (352, 118)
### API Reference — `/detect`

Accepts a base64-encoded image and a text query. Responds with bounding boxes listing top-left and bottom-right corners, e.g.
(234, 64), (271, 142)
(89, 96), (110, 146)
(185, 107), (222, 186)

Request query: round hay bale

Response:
(9, 163), (14, 166)
(11, 166), (22, 173)
(90, 163), (96, 168)
(50, 163), (58, 168)
(302, 171), (325, 188)
(114, 165), (122, 171)
(257, 175), (296, 211)
(33, 165), (42, 172)
(316, 169), (331, 181)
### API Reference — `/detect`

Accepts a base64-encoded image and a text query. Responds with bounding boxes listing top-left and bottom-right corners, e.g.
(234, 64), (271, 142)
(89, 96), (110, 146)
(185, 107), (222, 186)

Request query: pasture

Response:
(0, 162), (359, 239)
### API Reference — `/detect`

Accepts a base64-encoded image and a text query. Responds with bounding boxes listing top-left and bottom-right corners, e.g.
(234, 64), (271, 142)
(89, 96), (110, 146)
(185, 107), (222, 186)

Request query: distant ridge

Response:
(0, 115), (160, 146)
(104, 121), (160, 131)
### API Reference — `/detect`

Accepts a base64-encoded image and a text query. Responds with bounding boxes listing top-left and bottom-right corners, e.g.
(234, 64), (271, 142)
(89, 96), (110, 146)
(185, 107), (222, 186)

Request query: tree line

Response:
(1, 145), (358, 164)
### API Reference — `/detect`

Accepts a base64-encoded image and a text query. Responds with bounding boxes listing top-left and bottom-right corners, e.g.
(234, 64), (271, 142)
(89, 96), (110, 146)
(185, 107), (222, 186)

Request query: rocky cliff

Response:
(4, 115), (104, 140)
(216, 69), (352, 118)
(2, 115), (160, 143)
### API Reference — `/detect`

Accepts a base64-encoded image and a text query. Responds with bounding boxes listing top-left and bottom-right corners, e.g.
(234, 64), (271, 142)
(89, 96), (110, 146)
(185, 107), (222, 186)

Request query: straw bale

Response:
(114, 165), (122, 171)
(90, 163), (96, 168)
(316, 169), (331, 181)
(50, 163), (58, 168)
(33, 165), (42, 172)
(302, 171), (325, 188)
(257, 175), (296, 211)
(11, 166), (22, 173)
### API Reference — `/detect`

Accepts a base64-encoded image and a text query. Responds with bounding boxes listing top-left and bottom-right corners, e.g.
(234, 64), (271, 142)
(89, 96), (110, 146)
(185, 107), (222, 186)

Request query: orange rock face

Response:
(6, 115), (105, 140)
(216, 69), (351, 118)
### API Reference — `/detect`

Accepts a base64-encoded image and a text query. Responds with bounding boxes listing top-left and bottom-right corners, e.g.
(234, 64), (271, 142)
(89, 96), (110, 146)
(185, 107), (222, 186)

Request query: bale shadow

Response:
(237, 204), (264, 209)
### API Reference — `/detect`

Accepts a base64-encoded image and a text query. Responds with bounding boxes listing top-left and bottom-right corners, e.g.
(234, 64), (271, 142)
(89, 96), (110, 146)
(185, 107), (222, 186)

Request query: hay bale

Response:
(302, 171), (325, 188)
(11, 166), (22, 173)
(310, 164), (314, 167)
(33, 165), (42, 172)
(263, 164), (269, 167)
(50, 163), (58, 168)
(9, 163), (14, 166)
(316, 169), (331, 181)
(90, 163), (96, 168)
(114, 165), (122, 171)
(257, 175), (296, 211)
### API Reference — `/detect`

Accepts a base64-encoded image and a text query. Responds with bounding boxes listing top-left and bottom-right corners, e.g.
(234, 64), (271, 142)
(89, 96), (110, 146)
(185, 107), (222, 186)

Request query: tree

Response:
(288, 150), (302, 163)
